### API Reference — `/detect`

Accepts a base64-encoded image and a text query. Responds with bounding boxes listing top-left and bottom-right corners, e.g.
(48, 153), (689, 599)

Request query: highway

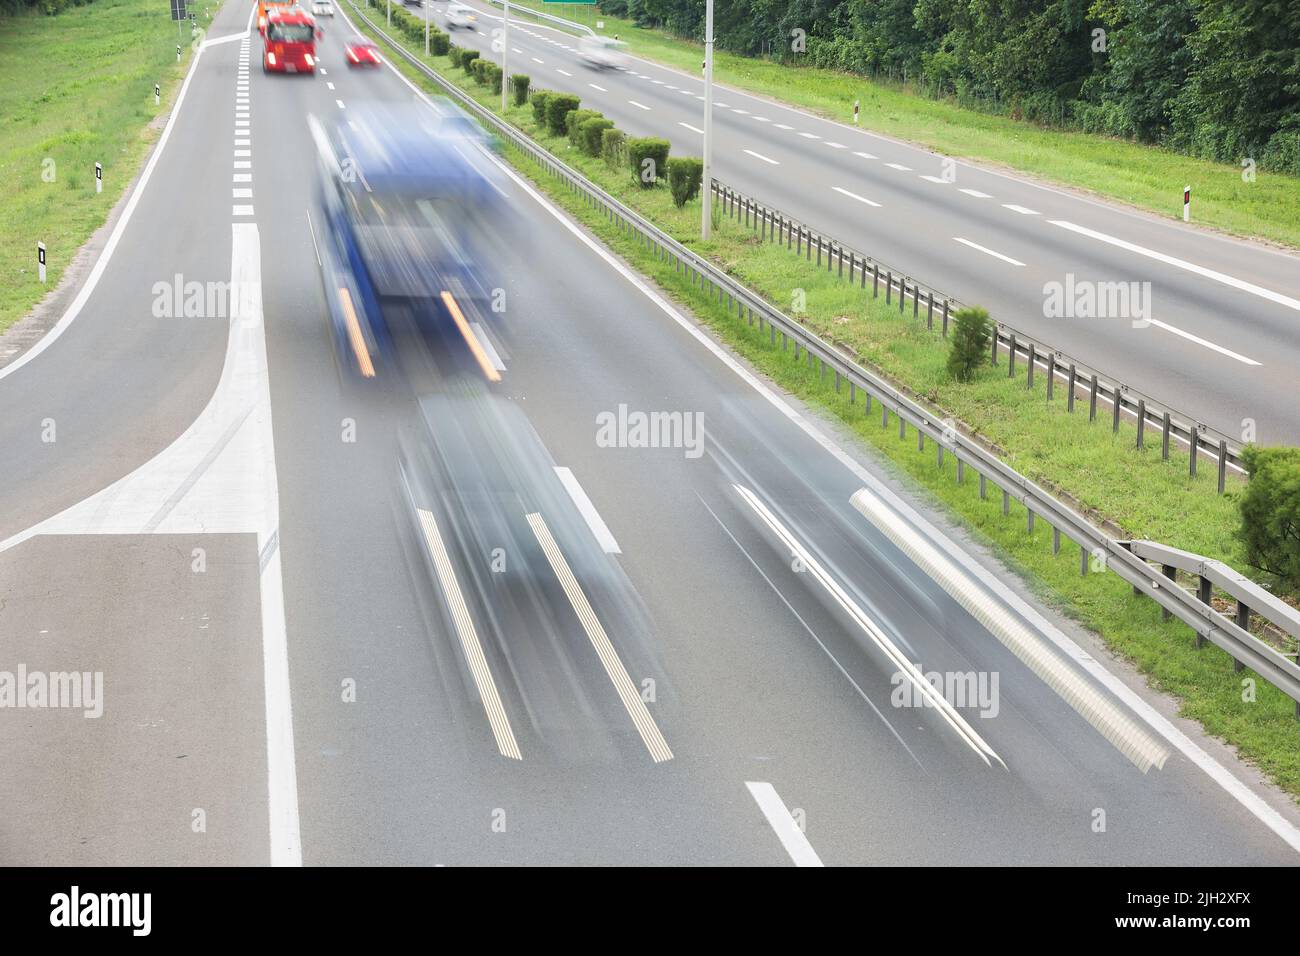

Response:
(421, 0), (1300, 445)
(0, 0), (1298, 866)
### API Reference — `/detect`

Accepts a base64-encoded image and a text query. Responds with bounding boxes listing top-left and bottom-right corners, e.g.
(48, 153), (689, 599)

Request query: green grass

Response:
(0, 0), (197, 334)
(507, 5), (1300, 250)
(359, 4), (1300, 799)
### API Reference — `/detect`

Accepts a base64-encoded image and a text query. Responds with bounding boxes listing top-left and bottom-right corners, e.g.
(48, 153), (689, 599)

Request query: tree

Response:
(946, 305), (991, 382)
(1238, 446), (1300, 591)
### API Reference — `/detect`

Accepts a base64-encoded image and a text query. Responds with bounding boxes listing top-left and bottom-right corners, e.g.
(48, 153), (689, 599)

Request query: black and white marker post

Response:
(853, 99), (860, 125)
(1183, 185), (1191, 222)
(95, 162), (102, 194)
(155, 83), (161, 106)
(37, 242), (46, 284)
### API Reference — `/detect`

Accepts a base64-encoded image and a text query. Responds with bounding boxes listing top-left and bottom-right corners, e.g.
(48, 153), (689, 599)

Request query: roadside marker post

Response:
(853, 99), (859, 125)
(177, 44), (182, 61)
(155, 83), (161, 106)
(1183, 185), (1190, 222)
(95, 162), (102, 194)
(37, 242), (46, 284)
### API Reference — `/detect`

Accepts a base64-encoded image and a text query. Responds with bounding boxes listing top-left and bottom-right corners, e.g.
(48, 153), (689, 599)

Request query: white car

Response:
(311, 0), (333, 15)
(577, 35), (627, 70)
(445, 2), (477, 30)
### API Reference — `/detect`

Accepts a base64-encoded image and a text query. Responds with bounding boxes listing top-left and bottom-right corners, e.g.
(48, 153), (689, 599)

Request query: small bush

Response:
(545, 92), (581, 136)
(485, 63), (503, 93)
(580, 117), (615, 157)
(946, 305), (992, 382)
(601, 127), (627, 170)
(567, 108), (601, 146)
(471, 58), (488, 85)
(1239, 446), (1300, 591)
(461, 49), (480, 74)
(511, 74), (530, 107)
(447, 44), (463, 68)
(530, 89), (552, 125)
(430, 31), (450, 56)
(666, 156), (704, 207)
(627, 137), (670, 187)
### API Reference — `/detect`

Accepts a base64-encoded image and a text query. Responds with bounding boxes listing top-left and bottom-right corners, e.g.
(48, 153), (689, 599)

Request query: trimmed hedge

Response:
(460, 49), (479, 74)
(511, 74), (530, 107)
(545, 92), (581, 137)
(430, 31), (449, 56)
(580, 117), (616, 157)
(627, 137), (670, 187)
(566, 108), (601, 146)
(447, 44), (463, 68)
(665, 156), (704, 207)
(601, 127), (627, 170)
(530, 89), (553, 125)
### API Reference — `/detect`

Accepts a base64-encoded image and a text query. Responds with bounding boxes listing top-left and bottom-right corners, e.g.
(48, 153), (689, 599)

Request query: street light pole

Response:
(425, 0), (430, 55)
(501, 1), (510, 112)
(387, 0), (390, 28)
(701, 0), (714, 240)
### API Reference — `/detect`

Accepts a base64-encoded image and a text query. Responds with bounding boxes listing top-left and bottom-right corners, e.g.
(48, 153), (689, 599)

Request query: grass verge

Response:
(359, 5), (1300, 800)
(0, 0), (198, 334)
(510, 3), (1300, 251)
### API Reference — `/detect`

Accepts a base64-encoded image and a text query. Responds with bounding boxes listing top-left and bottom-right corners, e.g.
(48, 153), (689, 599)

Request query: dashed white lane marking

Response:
(327, 81), (334, 90)
(415, 506), (522, 761)
(318, 68), (326, 75)
(746, 782), (824, 867)
(556, 68), (572, 76)
(234, 160), (251, 169)
(233, 188), (253, 198)
(1050, 219), (1300, 314)
(512, 46), (522, 53)
(234, 173), (252, 182)
(885, 162), (911, 170)
(954, 236), (1025, 266)
(1146, 319), (1262, 365)
(335, 99), (345, 109)
(679, 122), (704, 134)
(527, 512), (672, 763)
(469, 321), (506, 371)
(235, 138), (250, 146)
(553, 467), (621, 554)
(774, 123), (793, 130)
(628, 100), (650, 110)
(824, 141), (846, 149)
(651, 78), (663, 84)
(919, 175), (948, 184)
(732, 108), (749, 115)
(853, 151), (876, 159)
(959, 188), (992, 198)
(589, 83), (606, 92)
(233, 205), (255, 216)
(235, 149), (251, 157)
(798, 131), (820, 139)
(831, 185), (880, 207)
(753, 115), (770, 122)
(1003, 204), (1039, 215)
(532, 57), (543, 63)
(743, 148), (779, 165)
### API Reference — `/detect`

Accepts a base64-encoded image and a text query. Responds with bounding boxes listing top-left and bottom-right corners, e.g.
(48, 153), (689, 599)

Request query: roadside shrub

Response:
(1239, 446), (1300, 591)
(484, 63), (503, 93)
(601, 127), (627, 170)
(666, 156), (704, 207)
(471, 58), (488, 85)
(580, 117), (615, 157)
(545, 93), (581, 137)
(447, 44), (463, 68)
(460, 49), (479, 74)
(566, 108), (601, 146)
(946, 305), (992, 382)
(530, 89), (552, 125)
(511, 74), (530, 107)
(430, 31), (450, 56)
(626, 137), (670, 187)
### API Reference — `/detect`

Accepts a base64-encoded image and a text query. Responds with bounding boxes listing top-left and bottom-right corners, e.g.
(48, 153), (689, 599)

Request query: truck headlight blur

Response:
(268, 52), (276, 65)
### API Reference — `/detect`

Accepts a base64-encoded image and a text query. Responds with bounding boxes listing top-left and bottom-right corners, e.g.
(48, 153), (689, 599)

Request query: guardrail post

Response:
(860, 256), (867, 289)
(1053, 527), (1060, 554)
(1196, 575), (1213, 648)
(1067, 364), (1076, 411)
(937, 443), (943, 468)
(806, 229), (812, 260)
(1007, 335), (1017, 377)
(912, 286), (919, 318)
(865, 392), (872, 414)
(1234, 601), (1249, 671)
(1189, 428), (1199, 478)
(1046, 353), (1056, 400)
(991, 329), (999, 365)
(1217, 439), (1227, 494)
(979, 473), (987, 500)
(1161, 564), (1176, 621)
(838, 247), (844, 278)
(1136, 400), (1146, 449)
(882, 403), (888, 428)
(918, 429), (924, 452)
(849, 382), (855, 402)
(873, 264), (879, 298)
(1162, 412), (1171, 460)
(1002, 490), (1010, 515)
(1027, 509), (1034, 533)
(1081, 544), (1089, 576)
(1112, 387), (1121, 434)
(796, 225), (802, 255)
(835, 370), (841, 391)
(1026, 344), (1035, 389)
(816, 236), (822, 266)
(942, 300), (950, 337)
(957, 458), (964, 483)
(1089, 375), (1098, 422)
(926, 292), (934, 330)
(899, 280), (905, 313)
(899, 414), (906, 440)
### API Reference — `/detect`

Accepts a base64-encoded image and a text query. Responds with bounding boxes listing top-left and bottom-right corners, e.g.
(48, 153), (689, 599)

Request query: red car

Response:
(345, 40), (381, 68)
(263, 8), (321, 73)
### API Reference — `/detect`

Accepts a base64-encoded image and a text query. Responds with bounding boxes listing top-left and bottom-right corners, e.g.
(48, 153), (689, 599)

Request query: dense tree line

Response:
(1, 0), (95, 16)
(602, 0), (1300, 173)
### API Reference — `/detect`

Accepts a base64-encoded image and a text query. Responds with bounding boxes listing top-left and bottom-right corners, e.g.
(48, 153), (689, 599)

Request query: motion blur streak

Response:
(440, 290), (501, 383)
(732, 483), (1005, 769)
(849, 488), (1170, 773)
(526, 512), (674, 763)
(337, 287), (375, 378)
(415, 503), (523, 760)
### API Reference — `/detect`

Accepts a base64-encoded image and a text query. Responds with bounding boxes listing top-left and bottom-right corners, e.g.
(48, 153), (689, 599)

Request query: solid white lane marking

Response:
(831, 185), (880, 207)
(233, 188), (253, 198)
(557, 68), (572, 76)
(853, 151), (876, 160)
(628, 100), (650, 110)
(526, 512), (672, 763)
(959, 188), (992, 198)
(679, 122), (704, 134)
(416, 506), (522, 760)
(384, 44), (1300, 855)
(553, 467), (621, 554)
(233, 205), (255, 216)
(885, 162), (911, 170)
(469, 321), (506, 371)
(1146, 319), (1262, 365)
(589, 83), (606, 92)
(954, 237), (1024, 266)
(1051, 219), (1300, 313)
(1003, 204), (1039, 215)
(746, 782), (824, 867)
(732, 483), (1003, 768)
(919, 175), (948, 184)
(743, 148), (779, 165)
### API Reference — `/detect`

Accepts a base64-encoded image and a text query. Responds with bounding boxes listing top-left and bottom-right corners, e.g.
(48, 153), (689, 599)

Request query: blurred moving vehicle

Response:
(310, 0), (334, 16)
(577, 35), (627, 70)
(308, 102), (513, 380)
(256, 0), (296, 34)
(262, 8), (322, 73)
(344, 39), (381, 66)
(445, 2), (477, 29)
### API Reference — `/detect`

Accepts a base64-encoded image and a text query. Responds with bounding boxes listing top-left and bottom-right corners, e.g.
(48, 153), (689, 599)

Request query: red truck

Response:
(263, 7), (322, 74)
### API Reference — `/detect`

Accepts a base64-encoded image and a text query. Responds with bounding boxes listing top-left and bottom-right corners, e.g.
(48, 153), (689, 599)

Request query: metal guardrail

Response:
(346, 0), (1300, 716)
(482, 0), (594, 37)
(711, 181), (1244, 490)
